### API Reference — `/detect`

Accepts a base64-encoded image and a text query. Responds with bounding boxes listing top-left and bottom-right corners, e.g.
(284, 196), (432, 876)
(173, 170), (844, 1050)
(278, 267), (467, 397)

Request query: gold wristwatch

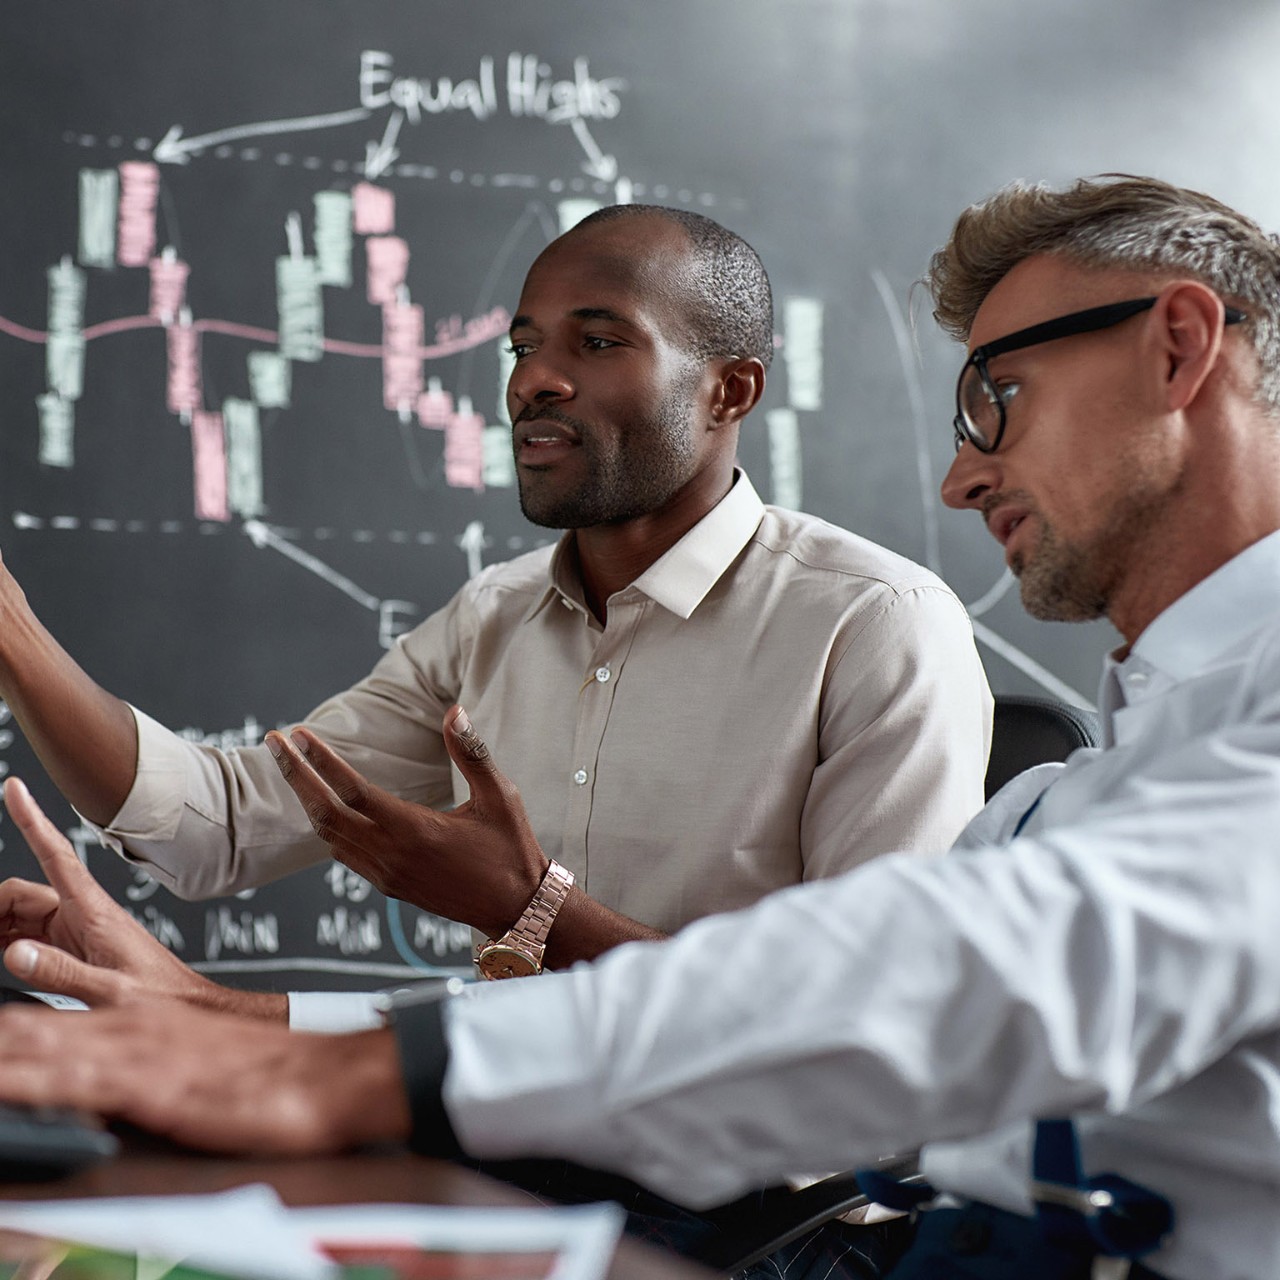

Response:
(473, 860), (575, 980)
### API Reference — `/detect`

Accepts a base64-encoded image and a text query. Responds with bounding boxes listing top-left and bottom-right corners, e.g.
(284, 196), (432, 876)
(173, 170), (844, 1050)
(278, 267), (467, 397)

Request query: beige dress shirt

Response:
(104, 472), (992, 933)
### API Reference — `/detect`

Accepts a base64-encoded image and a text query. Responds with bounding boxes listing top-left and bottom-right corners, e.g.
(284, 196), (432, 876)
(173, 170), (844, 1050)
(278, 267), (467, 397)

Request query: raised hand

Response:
(265, 706), (550, 939)
(0, 778), (285, 1020)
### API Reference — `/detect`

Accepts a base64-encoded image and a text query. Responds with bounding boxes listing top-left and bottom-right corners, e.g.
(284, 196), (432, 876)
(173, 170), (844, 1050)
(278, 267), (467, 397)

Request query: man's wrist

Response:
(198, 982), (290, 1023)
(475, 860), (575, 980)
(386, 994), (464, 1157)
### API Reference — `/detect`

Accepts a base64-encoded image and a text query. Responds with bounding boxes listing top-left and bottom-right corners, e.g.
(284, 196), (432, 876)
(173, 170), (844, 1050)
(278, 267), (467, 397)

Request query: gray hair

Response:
(927, 174), (1280, 412)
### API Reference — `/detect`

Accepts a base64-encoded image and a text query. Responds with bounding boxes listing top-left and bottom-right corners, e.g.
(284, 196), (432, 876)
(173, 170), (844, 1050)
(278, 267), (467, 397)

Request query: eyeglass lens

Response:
(958, 359), (1001, 450)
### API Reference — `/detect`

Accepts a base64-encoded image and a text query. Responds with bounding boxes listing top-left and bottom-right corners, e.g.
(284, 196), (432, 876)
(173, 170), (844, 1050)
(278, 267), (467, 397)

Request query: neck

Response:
(573, 466), (735, 623)
(1111, 424), (1280, 644)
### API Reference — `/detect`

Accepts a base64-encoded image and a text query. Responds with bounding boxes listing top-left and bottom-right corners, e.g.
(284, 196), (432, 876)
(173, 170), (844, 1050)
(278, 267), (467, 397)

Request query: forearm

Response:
(442, 758), (1280, 1208)
(543, 887), (666, 968)
(191, 982), (290, 1022)
(0, 579), (138, 825)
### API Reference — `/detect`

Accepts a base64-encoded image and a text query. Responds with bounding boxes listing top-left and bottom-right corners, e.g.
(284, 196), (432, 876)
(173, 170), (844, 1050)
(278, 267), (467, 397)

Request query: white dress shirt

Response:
(440, 530), (1280, 1280)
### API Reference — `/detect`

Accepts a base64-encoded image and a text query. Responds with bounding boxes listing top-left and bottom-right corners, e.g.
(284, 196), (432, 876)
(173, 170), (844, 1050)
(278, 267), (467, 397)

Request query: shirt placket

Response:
(560, 589), (648, 893)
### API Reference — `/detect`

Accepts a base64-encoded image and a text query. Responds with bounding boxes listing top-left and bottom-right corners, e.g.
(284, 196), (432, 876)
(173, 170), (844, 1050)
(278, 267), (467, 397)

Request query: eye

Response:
(583, 335), (621, 352)
(505, 341), (534, 360)
(994, 379), (1021, 407)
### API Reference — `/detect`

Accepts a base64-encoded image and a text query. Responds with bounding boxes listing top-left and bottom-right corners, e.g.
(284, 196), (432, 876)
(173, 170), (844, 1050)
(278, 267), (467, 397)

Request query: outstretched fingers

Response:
(0, 878), (60, 945)
(265, 730), (375, 844)
(2, 778), (104, 902)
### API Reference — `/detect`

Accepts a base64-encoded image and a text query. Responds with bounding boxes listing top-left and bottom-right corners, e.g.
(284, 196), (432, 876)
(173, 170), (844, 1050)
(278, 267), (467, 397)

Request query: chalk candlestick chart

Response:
(0, 46), (1082, 986)
(3, 178), (542, 979)
(0, 59), (829, 984)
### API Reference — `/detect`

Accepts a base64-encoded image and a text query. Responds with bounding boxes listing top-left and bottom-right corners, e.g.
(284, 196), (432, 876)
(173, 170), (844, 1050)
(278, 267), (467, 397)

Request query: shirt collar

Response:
(525, 470), (767, 623)
(632, 470), (765, 618)
(1099, 528), (1280, 710)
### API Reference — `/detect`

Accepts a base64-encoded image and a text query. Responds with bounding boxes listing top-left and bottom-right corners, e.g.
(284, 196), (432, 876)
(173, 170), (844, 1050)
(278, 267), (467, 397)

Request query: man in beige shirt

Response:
(0, 205), (991, 1022)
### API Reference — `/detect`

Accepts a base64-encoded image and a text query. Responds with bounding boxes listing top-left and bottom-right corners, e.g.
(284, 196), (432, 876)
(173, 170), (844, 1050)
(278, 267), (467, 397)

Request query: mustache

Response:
(980, 490), (1034, 526)
(513, 404), (583, 431)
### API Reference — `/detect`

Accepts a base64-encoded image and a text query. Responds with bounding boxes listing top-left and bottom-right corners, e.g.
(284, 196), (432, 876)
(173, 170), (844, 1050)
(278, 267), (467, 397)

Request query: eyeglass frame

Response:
(952, 295), (1248, 454)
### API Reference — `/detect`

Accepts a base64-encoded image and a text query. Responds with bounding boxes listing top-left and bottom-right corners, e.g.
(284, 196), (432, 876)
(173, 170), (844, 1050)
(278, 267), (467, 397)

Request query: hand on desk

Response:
(265, 705), (550, 940)
(0, 778), (287, 1022)
(0, 999), (410, 1156)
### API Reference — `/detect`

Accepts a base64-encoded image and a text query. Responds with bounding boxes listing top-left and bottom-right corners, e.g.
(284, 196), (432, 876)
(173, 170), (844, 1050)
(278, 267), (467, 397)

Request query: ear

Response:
(1154, 281), (1230, 413)
(709, 357), (767, 429)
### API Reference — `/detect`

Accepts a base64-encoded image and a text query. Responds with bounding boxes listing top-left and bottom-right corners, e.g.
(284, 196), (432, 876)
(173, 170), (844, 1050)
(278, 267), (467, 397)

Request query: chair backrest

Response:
(985, 694), (1101, 801)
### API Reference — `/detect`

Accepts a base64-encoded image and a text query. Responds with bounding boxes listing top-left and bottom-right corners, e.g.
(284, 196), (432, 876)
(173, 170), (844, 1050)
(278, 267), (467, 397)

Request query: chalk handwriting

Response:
(205, 906), (280, 961)
(359, 52), (625, 126)
(124, 868), (161, 903)
(129, 904), (186, 953)
(174, 717), (263, 749)
(317, 906), (382, 955)
(326, 863), (374, 903)
(413, 912), (474, 958)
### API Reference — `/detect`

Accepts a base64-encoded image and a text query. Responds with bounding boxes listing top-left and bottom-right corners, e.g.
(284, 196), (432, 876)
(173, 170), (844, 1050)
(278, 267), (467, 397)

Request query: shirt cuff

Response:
(287, 990), (385, 1032)
(390, 996), (464, 1158)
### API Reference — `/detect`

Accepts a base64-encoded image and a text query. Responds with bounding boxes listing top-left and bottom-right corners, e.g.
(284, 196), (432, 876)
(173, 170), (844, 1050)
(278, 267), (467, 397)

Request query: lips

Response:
(985, 502), (1032, 550)
(514, 416), (582, 464)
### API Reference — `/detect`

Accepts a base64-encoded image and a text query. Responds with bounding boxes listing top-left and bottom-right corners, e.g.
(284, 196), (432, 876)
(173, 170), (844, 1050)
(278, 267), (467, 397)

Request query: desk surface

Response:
(0, 1141), (718, 1279)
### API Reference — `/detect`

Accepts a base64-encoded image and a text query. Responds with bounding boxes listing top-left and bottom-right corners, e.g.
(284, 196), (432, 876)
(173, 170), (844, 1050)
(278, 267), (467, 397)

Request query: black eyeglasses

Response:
(952, 296), (1248, 454)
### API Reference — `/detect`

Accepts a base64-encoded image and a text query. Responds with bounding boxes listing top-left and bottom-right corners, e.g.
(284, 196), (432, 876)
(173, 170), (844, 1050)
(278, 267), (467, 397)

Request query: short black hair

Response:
(574, 204), (775, 369)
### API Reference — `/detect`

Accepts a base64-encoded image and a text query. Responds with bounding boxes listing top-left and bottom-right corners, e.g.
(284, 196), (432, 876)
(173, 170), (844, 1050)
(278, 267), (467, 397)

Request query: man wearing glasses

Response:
(2, 173), (1279, 1280)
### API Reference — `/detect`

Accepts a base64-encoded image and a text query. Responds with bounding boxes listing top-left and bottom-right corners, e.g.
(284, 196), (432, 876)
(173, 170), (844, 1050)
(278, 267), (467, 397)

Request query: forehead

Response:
(515, 218), (696, 332)
(969, 255), (1157, 352)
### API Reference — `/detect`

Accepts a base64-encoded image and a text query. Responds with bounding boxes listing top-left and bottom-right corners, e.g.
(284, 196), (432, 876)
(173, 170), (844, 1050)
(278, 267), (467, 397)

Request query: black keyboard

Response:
(0, 1100), (119, 1180)
(0, 986), (120, 1178)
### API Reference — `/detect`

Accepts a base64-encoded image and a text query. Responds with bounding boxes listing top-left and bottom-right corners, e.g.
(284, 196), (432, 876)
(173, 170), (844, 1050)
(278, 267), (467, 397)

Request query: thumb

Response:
(4, 940), (117, 1006)
(443, 705), (503, 790)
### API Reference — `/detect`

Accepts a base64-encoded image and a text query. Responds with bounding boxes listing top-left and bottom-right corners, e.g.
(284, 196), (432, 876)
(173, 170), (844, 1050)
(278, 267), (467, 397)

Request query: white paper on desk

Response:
(0, 1183), (332, 1280)
(0, 1186), (625, 1280)
(290, 1200), (625, 1280)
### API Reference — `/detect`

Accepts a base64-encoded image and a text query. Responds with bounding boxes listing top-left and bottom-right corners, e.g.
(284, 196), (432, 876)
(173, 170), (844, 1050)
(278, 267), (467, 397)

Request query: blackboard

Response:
(2, 0), (1279, 988)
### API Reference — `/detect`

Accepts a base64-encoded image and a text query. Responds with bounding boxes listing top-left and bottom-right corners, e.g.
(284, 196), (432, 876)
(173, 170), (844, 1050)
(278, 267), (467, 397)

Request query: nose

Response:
(507, 348), (574, 417)
(940, 441), (1001, 510)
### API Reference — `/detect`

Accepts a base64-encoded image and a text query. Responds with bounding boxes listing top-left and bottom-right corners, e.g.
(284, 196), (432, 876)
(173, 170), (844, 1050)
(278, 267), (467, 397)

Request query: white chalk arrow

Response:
(458, 520), (487, 579)
(570, 119), (618, 183)
(153, 107), (372, 164)
(363, 110), (404, 180)
(244, 519), (379, 611)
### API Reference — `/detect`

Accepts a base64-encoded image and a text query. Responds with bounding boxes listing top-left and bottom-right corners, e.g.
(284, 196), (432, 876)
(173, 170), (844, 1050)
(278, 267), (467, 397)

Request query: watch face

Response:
(477, 945), (539, 981)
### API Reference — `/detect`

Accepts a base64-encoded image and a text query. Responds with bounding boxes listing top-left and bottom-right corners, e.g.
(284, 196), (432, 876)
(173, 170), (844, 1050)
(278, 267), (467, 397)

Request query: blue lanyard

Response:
(1032, 1119), (1173, 1259)
(1013, 792), (1044, 838)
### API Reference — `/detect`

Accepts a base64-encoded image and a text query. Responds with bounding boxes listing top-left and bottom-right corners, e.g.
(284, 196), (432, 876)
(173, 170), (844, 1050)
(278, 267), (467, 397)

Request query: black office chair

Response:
(984, 694), (1100, 800)
(482, 696), (1104, 1275)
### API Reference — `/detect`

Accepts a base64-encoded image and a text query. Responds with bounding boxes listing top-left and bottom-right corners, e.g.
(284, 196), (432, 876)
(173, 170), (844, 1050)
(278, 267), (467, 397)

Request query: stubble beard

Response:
(1013, 519), (1110, 623)
(1012, 483), (1175, 624)
(515, 376), (703, 530)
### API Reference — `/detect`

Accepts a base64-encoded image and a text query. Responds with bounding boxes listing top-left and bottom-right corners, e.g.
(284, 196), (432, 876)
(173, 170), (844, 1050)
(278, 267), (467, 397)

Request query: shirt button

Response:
(594, 666), (611, 683)
(573, 768), (589, 786)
